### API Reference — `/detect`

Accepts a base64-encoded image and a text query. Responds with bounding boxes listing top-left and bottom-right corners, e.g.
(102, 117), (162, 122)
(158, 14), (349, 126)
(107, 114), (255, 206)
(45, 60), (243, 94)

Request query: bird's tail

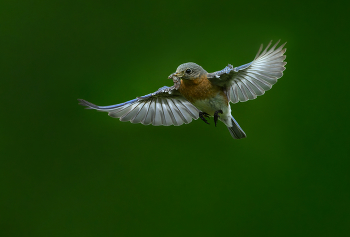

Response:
(227, 115), (246, 139)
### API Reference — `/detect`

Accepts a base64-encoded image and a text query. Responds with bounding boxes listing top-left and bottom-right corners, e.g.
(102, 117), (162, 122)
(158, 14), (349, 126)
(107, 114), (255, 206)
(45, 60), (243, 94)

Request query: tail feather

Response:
(227, 116), (246, 139)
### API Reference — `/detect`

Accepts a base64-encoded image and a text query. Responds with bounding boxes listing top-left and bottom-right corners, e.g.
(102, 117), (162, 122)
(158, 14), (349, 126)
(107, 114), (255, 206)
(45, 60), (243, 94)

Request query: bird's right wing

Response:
(207, 40), (287, 103)
(78, 86), (199, 126)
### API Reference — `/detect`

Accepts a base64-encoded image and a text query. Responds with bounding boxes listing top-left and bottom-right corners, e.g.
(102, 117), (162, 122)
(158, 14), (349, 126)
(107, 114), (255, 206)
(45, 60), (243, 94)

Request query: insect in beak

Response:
(168, 72), (176, 79)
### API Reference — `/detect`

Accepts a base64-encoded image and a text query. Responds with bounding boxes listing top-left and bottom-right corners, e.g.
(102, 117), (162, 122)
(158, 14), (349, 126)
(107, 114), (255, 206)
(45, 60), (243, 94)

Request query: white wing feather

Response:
(208, 41), (287, 104)
(78, 86), (199, 126)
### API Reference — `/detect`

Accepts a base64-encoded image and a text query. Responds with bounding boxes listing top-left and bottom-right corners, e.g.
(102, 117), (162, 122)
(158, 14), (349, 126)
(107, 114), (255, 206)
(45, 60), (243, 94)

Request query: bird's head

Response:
(169, 62), (207, 80)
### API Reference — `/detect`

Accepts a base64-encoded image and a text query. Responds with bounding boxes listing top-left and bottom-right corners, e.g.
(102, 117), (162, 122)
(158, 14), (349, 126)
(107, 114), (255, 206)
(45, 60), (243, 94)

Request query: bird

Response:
(78, 40), (287, 139)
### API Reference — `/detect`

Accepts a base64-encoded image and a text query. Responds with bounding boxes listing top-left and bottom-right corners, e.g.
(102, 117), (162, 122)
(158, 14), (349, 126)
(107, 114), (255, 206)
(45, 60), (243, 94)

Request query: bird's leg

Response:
(199, 112), (210, 125)
(214, 110), (223, 127)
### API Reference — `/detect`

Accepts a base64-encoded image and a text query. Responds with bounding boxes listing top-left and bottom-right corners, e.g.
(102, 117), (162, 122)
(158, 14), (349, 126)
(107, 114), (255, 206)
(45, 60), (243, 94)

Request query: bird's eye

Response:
(185, 69), (192, 74)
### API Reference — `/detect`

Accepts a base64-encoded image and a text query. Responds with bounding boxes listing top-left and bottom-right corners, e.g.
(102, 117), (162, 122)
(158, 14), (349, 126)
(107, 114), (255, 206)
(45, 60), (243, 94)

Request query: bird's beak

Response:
(168, 72), (184, 79)
(168, 72), (183, 79)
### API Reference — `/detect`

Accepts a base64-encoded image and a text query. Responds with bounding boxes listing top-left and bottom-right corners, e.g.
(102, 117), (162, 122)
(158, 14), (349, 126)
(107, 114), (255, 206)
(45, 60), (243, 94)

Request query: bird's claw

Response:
(214, 110), (223, 127)
(199, 112), (210, 125)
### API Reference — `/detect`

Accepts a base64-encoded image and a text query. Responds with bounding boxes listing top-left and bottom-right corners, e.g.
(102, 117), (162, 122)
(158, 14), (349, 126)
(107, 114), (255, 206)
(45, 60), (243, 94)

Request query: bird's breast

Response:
(179, 76), (228, 115)
(179, 77), (224, 102)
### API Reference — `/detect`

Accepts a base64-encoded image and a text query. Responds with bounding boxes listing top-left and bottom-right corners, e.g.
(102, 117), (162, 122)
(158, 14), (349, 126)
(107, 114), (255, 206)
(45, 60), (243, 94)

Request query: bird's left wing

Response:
(78, 86), (199, 126)
(207, 40), (287, 103)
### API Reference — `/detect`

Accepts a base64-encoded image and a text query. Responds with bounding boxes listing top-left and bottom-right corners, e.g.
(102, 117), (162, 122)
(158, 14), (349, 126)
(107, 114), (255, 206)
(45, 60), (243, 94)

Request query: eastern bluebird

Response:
(79, 40), (287, 139)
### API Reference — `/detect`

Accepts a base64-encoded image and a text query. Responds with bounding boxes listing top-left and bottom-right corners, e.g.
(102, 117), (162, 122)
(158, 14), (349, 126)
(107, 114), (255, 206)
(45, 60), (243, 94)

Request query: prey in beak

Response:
(168, 72), (182, 89)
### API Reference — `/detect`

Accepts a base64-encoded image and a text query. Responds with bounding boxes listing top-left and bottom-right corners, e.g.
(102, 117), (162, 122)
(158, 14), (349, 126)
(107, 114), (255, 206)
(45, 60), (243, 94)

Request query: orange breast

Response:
(179, 75), (227, 104)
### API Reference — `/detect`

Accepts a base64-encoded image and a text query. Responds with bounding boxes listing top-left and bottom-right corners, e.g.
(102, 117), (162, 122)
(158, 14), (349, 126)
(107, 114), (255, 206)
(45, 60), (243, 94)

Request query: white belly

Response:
(192, 93), (229, 116)
(192, 93), (233, 127)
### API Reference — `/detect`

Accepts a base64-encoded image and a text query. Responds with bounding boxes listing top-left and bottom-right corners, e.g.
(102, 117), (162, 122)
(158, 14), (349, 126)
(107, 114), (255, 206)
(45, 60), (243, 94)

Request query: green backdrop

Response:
(1, 0), (349, 236)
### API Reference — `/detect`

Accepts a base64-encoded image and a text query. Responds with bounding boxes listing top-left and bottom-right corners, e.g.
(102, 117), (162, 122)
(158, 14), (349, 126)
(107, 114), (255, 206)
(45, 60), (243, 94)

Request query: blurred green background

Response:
(1, 0), (349, 236)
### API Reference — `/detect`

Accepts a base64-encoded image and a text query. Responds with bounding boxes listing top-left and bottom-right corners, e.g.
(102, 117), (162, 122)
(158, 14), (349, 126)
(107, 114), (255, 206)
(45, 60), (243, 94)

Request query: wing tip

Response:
(77, 98), (98, 109)
(254, 40), (287, 60)
(254, 44), (264, 60)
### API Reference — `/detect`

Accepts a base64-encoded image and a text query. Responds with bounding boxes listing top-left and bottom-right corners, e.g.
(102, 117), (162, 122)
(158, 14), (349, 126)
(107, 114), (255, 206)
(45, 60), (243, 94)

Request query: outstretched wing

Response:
(207, 40), (287, 103)
(78, 86), (199, 126)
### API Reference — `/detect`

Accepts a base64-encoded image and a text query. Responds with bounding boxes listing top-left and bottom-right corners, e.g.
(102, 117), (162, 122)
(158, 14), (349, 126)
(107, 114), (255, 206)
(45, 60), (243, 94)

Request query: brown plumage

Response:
(178, 75), (227, 104)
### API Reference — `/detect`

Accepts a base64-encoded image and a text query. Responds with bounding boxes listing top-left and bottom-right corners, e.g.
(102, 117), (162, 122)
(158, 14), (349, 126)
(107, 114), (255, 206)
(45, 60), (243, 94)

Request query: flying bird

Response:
(78, 40), (287, 139)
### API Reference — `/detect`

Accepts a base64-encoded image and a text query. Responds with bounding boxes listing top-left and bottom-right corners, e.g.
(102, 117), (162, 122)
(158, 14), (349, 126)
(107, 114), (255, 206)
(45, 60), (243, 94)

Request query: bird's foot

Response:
(214, 110), (223, 127)
(199, 112), (210, 125)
